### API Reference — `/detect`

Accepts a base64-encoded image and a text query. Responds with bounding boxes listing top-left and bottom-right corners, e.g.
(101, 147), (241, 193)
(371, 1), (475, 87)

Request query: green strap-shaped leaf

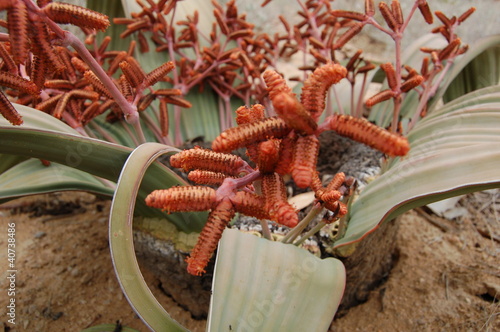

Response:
(423, 85), (500, 120)
(0, 126), (205, 232)
(109, 142), (189, 332)
(0, 154), (27, 175)
(0, 103), (83, 170)
(435, 35), (500, 106)
(335, 88), (500, 248)
(0, 159), (114, 202)
(1, 102), (207, 232)
(3, 103), (84, 133)
(337, 143), (500, 248)
(208, 229), (345, 332)
(442, 44), (500, 103)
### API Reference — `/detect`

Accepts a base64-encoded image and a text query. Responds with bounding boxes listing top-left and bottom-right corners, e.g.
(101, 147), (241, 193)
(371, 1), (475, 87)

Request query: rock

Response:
(34, 231), (46, 239)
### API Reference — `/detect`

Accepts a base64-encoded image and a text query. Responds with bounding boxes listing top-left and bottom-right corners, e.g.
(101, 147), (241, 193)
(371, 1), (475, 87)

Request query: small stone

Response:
(51, 312), (63, 320)
(34, 231), (46, 239)
(80, 273), (93, 285)
(484, 282), (500, 299)
(70, 267), (81, 277)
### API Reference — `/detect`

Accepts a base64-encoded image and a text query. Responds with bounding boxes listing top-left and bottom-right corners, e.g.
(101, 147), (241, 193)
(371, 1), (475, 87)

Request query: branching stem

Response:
(293, 220), (326, 246)
(282, 203), (324, 244)
(22, 0), (146, 143)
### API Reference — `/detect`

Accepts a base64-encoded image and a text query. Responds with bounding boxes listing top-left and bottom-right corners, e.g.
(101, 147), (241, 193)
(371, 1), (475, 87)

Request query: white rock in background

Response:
(427, 196), (468, 220)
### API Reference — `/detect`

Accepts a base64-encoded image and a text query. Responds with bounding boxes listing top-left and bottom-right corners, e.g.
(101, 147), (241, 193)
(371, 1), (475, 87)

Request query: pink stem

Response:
(216, 170), (261, 199)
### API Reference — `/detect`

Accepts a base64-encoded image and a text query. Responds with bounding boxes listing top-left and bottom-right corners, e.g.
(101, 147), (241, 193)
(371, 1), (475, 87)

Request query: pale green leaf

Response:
(334, 88), (500, 248)
(87, 115), (145, 148)
(336, 143), (500, 248)
(0, 103), (91, 180)
(0, 126), (206, 231)
(1, 103), (205, 231)
(81, 324), (140, 332)
(4, 103), (82, 134)
(179, 90), (222, 142)
(429, 34), (500, 111)
(424, 85), (500, 119)
(443, 44), (500, 103)
(208, 229), (345, 332)
(0, 159), (114, 203)
(0, 154), (27, 174)
(109, 143), (190, 332)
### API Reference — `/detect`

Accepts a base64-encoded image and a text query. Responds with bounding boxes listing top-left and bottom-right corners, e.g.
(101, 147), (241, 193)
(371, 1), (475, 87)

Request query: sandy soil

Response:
(0, 191), (499, 332)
